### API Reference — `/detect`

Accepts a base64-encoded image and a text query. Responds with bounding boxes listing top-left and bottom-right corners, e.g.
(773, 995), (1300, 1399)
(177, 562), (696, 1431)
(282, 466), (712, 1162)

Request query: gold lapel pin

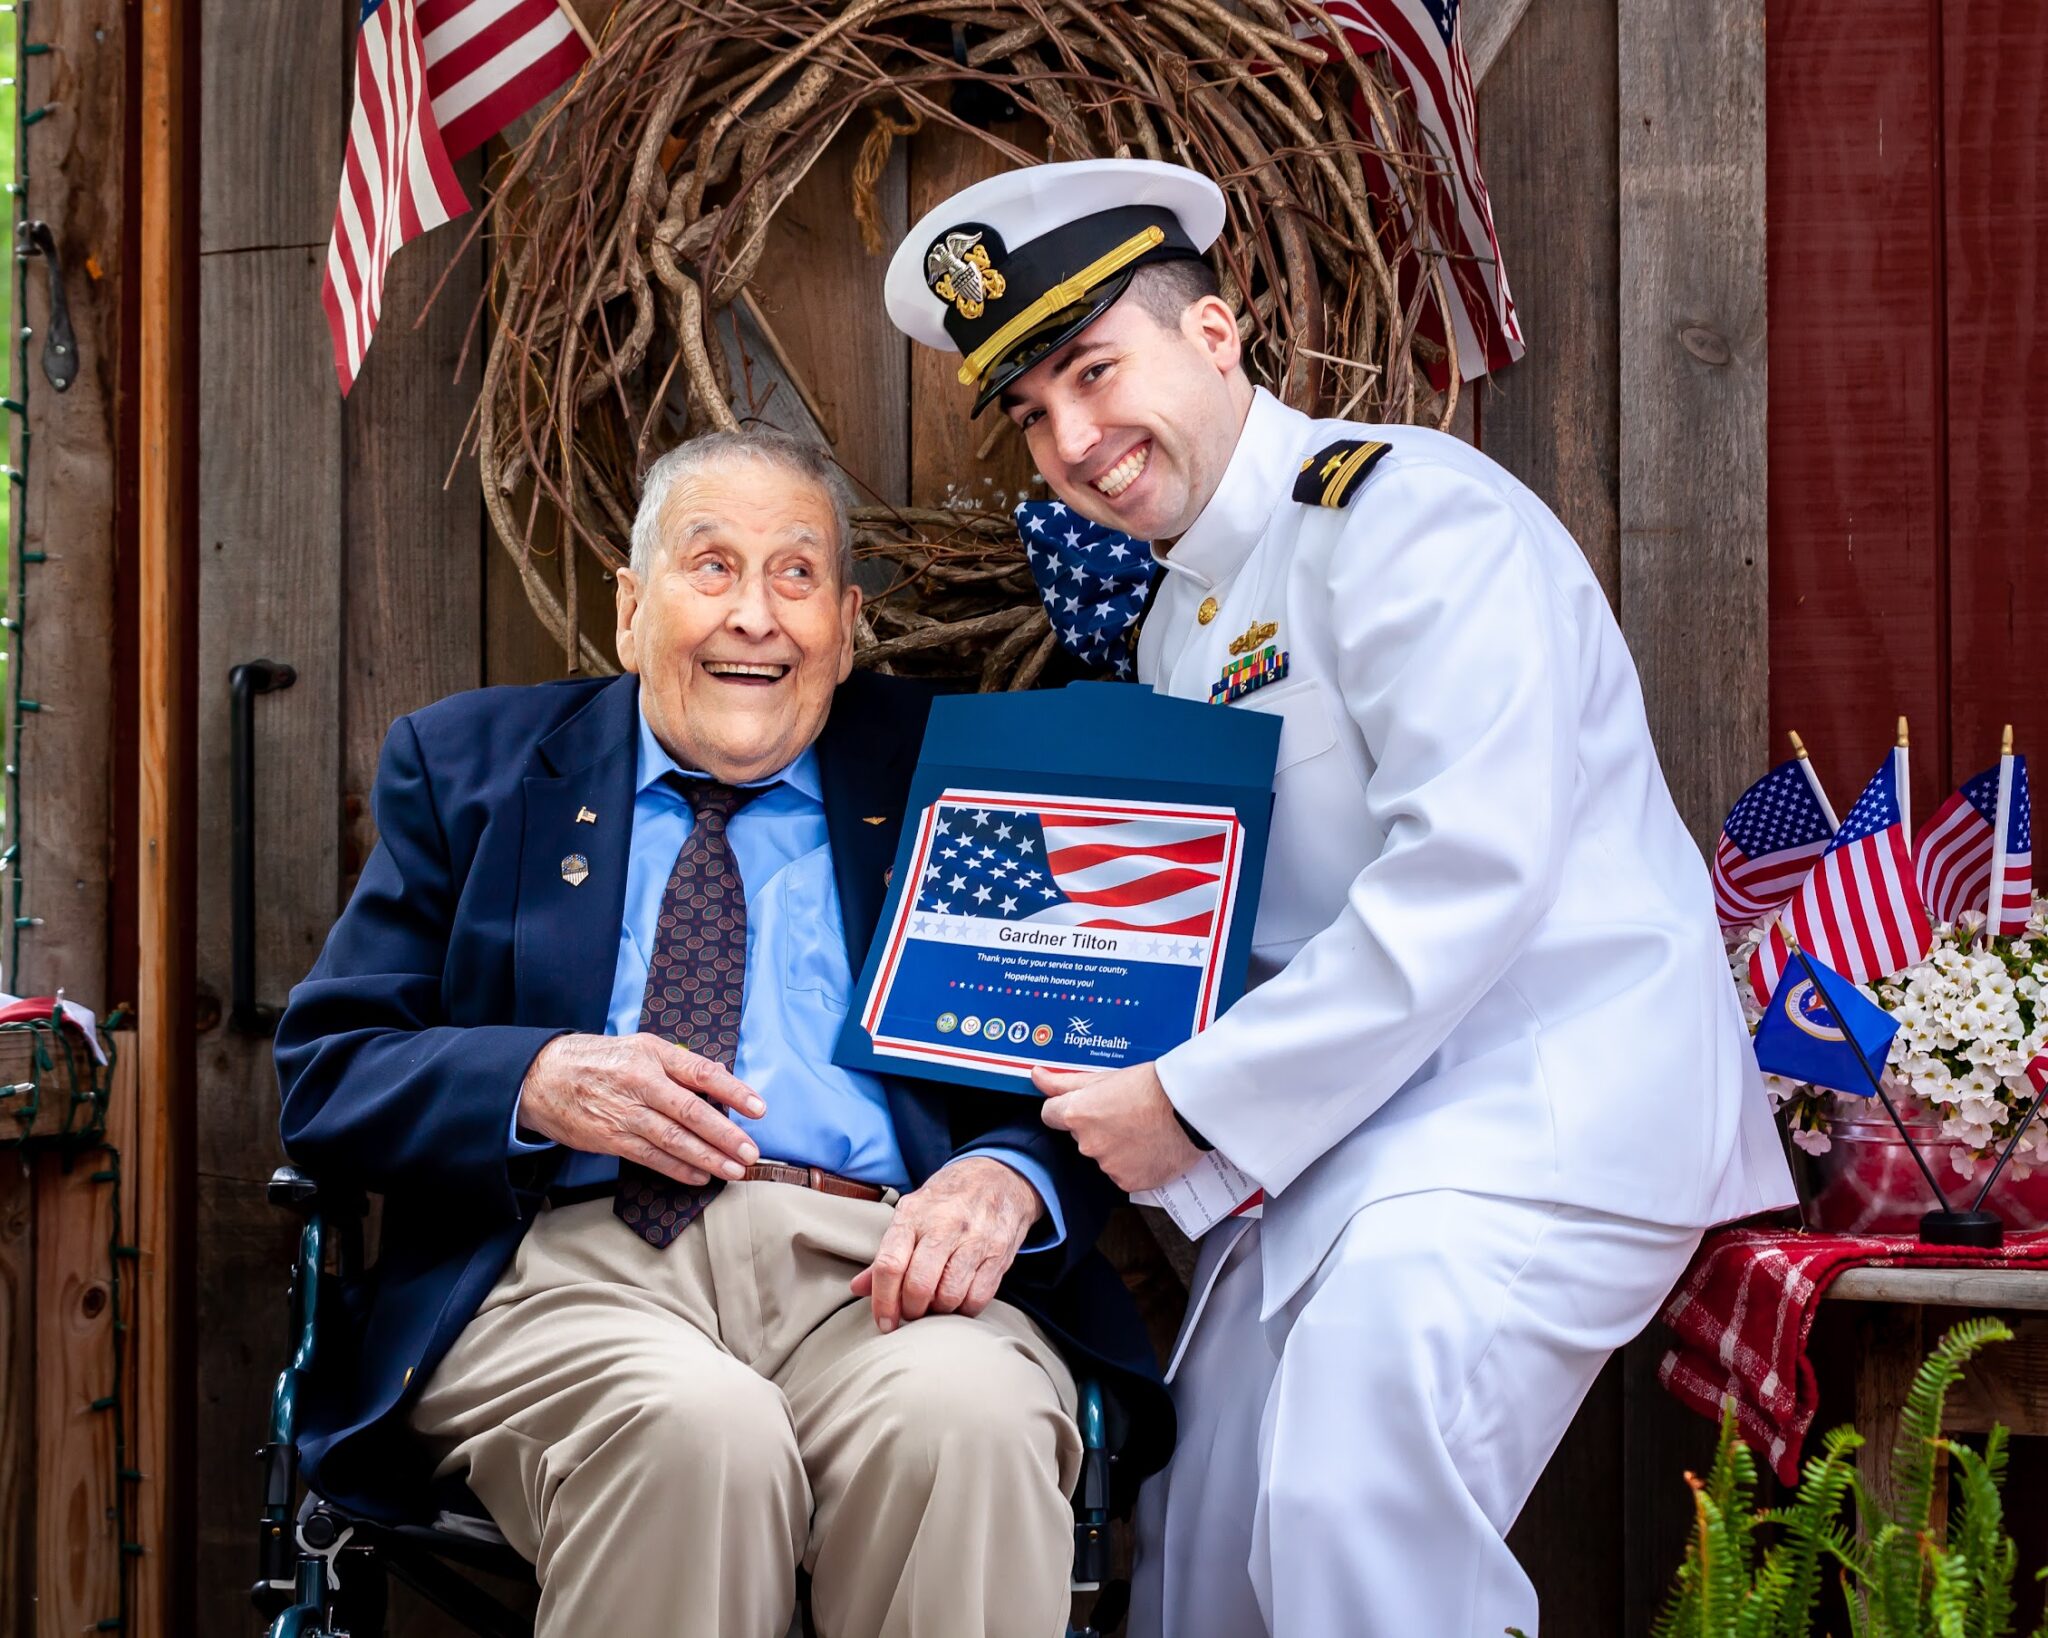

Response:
(863, 815), (888, 826)
(560, 853), (590, 887)
(576, 806), (597, 824)
(1197, 596), (1219, 626)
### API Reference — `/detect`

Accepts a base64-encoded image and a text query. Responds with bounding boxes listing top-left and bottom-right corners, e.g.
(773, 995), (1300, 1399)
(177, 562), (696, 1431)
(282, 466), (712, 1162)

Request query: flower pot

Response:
(1801, 1103), (2048, 1234)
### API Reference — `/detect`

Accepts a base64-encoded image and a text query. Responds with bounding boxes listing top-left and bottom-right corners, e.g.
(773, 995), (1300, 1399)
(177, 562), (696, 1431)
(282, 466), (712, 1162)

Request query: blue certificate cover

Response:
(835, 682), (1280, 1098)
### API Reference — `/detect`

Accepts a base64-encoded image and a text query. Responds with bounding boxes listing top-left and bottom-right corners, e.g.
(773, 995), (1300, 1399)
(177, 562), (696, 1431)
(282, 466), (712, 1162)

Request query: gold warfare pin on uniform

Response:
(1211, 617), (1290, 704)
(576, 806), (597, 824)
(560, 853), (590, 888)
(1229, 619), (1278, 657)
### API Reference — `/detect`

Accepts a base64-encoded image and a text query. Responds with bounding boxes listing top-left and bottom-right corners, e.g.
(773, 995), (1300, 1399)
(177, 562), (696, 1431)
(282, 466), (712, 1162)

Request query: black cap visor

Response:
(969, 275), (1134, 418)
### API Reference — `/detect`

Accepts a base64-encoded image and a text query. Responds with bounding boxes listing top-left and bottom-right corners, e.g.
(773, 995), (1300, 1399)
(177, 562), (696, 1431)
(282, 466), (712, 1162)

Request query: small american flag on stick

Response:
(1915, 735), (2032, 935)
(322, 0), (590, 394)
(1749, 739), (1932, 1002)
(1710, 739), (1837, 934)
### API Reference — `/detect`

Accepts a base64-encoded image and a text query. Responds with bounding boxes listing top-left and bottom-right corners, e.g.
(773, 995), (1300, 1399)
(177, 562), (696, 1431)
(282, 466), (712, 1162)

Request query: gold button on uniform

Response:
(1197, 597), (1219, 625)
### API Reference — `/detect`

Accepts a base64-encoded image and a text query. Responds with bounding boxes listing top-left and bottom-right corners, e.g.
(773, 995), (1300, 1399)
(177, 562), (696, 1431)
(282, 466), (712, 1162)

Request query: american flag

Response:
(1749, 749), (1932, 1002)
(912, 802), (1227, 938)
(322, 0), (589, 394)
(1916, 754), (2033, 935)
(1294, 0), (1523, 381)
(1710, 755), (1837, 933)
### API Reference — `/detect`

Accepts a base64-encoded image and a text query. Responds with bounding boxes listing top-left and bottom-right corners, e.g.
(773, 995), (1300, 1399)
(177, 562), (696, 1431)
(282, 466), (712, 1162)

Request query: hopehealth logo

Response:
(1063, 1016), (1131, 1052)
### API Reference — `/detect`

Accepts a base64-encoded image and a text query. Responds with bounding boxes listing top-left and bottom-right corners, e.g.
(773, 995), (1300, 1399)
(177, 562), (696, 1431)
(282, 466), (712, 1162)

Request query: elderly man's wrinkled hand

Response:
(850, 1156), (1041, 1333)
(1032, 1060), (1202, 1192)
(516, 1032), (766, 1186)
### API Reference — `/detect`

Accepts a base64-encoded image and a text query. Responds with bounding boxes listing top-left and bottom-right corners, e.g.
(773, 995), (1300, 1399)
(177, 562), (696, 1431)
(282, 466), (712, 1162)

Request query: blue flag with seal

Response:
(1752, 950), (1899, 1097)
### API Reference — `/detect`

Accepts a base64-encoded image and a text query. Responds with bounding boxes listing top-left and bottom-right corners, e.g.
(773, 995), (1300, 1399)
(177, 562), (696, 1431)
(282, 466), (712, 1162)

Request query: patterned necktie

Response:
(614, 777), (772, 1248)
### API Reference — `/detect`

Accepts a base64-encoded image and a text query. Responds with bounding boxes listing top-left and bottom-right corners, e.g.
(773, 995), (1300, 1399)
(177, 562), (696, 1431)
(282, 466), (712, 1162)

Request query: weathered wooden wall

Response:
(152, 3), (1765, 1636)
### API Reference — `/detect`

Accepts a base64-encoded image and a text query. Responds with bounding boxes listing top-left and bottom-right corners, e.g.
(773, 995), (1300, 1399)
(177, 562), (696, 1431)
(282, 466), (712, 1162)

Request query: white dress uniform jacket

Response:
(1141, 387), (1796, 1323)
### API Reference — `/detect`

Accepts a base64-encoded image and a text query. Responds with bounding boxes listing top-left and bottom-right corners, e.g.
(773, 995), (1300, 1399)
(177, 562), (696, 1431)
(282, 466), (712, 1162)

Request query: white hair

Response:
(630, 428), (856, 582)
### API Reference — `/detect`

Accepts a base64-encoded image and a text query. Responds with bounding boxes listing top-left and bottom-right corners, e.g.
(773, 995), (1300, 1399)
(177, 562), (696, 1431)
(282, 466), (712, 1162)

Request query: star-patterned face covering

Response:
(1014, 499), (1160, 677)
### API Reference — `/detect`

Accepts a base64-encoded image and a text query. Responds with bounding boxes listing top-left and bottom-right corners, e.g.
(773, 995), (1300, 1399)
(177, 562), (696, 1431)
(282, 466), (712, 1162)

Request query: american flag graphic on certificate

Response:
(859, 791), (1247, 1079)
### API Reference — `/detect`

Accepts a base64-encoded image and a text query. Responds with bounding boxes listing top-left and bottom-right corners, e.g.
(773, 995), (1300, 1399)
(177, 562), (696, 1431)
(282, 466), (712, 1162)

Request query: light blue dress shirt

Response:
(513, 703), (1061, 1241)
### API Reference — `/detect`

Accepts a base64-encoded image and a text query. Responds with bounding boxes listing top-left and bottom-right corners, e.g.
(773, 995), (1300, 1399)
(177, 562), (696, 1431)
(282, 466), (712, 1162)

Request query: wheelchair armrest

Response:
(268, 1164), (365, 1220)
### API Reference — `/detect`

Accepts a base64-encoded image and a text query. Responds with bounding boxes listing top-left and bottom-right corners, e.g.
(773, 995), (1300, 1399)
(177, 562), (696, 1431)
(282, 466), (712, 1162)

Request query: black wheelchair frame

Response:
(253, 1165), (1128, 1638)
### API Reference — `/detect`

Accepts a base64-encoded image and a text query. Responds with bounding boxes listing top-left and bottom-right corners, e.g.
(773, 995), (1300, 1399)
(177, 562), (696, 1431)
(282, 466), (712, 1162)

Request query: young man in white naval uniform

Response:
(884, 159), (1795, 1636)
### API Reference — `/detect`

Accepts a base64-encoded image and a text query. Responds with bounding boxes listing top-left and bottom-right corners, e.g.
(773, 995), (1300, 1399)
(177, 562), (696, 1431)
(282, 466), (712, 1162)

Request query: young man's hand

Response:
(1032, 1060), (1202, 1191)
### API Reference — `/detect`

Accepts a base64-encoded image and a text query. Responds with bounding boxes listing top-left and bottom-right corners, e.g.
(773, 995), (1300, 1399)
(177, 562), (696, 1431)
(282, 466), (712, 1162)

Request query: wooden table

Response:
(1826, 1268), (2048, 1519)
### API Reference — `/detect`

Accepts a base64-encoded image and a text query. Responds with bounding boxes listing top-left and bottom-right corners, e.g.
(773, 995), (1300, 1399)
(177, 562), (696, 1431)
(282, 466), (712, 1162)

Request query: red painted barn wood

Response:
(1766, 0), (1948, 821)
(1941, 0), (2048, 783)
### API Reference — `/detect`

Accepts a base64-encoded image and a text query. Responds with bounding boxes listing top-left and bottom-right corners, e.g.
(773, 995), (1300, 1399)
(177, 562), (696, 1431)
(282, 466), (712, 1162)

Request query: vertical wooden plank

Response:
(194, 247), (342, 1635)
(34, 1150), (120, 1638)
(1475, 0), (1620, 609)
(908, 126), (1045, 510)
(1506, 1360), (1626, 1635)
(1766, 0), (1946, 819)
(135, 0), (198, 1628)
(755, 135), (911, 506)
(484, 539), (569, 686)
(194, 0), (343, 1629)
(342, 154), (486, 897)
(1617, 0), (1766, 1628)
(96, 1049), (142, 1638)
(1941, 0), (2048, 785)
(1617, 0), (1768, 845)
(12, 0), (125, 1003)
(0, 1159), (32, 1638)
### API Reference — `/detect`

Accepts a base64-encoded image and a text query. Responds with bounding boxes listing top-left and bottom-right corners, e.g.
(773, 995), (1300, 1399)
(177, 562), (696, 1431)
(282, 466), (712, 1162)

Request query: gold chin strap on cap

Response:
(957, 225), (1167, 386)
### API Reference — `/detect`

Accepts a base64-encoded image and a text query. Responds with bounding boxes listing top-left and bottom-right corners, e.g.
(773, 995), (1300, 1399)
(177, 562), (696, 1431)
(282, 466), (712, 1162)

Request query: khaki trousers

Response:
(409, 1184), (1081, 1638)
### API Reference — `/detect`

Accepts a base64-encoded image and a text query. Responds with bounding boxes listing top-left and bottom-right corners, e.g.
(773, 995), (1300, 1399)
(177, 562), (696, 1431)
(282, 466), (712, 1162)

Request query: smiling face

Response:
(614, 458), (859, 784)
(999, 289), (1254, 543)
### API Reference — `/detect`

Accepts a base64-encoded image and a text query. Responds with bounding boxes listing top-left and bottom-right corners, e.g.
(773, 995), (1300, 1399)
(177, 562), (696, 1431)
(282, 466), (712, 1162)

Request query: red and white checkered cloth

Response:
(1658, 1226), (2048, 1484)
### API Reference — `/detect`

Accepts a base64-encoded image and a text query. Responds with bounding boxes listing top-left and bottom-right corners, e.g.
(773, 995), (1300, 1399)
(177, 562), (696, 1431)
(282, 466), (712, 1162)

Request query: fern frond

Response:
(1895, 1319), (2013, 1540)
(1943, 1437), (2017, 1638)
(1739, 1554), (1796, 1638)
(1931, 1545), (1978, 1638)
(1765, 1427), (1863, 1638)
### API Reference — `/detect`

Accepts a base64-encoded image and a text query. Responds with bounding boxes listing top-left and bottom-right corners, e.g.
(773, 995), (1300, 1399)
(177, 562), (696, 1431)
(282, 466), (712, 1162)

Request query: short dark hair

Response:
(1124, 258), (1222, 328)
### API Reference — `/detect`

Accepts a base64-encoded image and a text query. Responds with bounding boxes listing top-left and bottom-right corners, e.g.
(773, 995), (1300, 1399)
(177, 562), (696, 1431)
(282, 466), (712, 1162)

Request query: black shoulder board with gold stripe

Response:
(1293, 439), (1391, 508)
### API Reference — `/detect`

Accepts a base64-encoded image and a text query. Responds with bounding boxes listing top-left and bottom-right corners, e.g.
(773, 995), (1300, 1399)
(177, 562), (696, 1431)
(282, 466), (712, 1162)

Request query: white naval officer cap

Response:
(883, 158), (1226, 417)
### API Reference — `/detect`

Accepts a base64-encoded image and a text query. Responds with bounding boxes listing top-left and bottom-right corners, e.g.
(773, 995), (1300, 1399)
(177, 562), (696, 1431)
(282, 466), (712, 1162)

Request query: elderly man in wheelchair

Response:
(260, 427), (1170, 1638)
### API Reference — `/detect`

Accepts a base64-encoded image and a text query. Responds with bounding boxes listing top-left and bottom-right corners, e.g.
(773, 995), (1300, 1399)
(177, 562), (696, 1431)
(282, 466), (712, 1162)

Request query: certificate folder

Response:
(835, 682), (1281, 1098)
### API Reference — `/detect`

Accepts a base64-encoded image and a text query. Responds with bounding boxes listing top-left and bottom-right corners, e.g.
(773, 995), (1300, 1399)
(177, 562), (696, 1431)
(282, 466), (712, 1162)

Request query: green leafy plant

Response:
(1640, 1317), (2042, 1638)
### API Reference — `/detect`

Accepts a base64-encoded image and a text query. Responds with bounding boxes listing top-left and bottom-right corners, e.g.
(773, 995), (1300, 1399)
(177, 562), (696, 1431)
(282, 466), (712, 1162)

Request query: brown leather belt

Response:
(549, 1162), (897, 1208)
(738, 1161), (898, 1203)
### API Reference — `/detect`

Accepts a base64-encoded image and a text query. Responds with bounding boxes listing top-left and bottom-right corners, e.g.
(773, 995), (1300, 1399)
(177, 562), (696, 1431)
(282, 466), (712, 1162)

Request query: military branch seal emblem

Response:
(925, 228), (1008, 320)
(1293, 438), (1391, 508)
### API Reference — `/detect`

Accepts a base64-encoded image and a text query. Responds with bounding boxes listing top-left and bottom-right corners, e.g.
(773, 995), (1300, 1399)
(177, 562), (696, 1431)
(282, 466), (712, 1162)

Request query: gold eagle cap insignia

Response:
(925, 231), (1007, 321)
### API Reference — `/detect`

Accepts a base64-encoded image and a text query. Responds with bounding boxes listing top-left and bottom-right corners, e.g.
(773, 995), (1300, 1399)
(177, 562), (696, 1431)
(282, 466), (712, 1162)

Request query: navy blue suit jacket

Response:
(275, 669), (1172, 1520)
